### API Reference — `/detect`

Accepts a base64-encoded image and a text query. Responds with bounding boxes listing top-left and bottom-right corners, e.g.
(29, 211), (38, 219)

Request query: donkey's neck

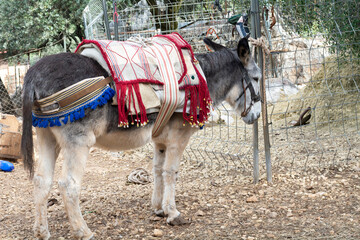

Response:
(196, 50), (241, 106)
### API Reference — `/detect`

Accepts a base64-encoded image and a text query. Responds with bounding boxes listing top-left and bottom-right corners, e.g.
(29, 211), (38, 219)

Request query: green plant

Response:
(272, 0), (359, 57)
(0, 0), (88, 55)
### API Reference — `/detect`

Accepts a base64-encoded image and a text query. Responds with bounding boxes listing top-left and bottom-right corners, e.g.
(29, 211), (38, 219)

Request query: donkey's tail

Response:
(21, 72), (35, 178)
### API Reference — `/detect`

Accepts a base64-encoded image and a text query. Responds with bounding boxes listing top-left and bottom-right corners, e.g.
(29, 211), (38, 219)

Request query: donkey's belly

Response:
(94, 126), (153, 151)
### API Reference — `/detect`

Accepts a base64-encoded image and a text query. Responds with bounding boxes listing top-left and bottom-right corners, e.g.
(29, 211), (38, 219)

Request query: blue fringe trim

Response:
(32, 87), (116, 128)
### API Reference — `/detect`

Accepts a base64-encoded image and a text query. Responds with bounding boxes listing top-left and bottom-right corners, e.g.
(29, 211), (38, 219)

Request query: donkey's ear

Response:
(237, 36), (251, 66)
(203, 38), (226, 51)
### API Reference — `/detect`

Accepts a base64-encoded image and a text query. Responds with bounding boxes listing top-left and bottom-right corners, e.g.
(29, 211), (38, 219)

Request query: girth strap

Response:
(150, 43), (180, 137)
(58, 76), (112, 108)
(33, 76), (113, 113)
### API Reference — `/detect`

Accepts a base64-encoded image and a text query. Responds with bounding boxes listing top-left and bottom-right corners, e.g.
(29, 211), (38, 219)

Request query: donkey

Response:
(21, 36), (261, 239)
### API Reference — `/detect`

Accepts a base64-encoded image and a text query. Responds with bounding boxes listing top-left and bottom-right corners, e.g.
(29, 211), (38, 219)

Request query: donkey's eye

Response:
(253, 77), (259, 81)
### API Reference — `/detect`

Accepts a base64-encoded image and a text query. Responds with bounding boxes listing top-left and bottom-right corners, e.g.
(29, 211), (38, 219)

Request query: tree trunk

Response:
(146, 0), (183, 33)
(0, 78), (16, 115)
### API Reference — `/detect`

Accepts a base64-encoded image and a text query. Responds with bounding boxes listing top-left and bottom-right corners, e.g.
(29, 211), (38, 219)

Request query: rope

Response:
(248, 36), (270, 55)
(205, 28), (220, 52)
(248, 36), (269, 128)
(127, 168), (153, 185)
(113, 4), (119, 23)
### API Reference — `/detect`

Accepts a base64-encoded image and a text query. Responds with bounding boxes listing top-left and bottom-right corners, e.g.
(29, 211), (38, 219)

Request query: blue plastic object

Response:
(0, 160), (14, 172)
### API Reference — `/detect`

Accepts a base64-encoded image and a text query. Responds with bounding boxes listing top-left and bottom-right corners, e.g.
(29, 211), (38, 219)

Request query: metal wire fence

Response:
(0, 42), (66, 118)
(0, 58), (28, 117)
(263, 0), (360, 174)
(1, 0), (358, 178)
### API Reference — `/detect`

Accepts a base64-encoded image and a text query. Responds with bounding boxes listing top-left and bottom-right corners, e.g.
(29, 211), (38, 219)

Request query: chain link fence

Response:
(82, 0), (359, 175)
(1, 0), (358, 177)
(0, 42), (67, 118)
(0, 57), (28, 117)
(263, 0), (360, 173)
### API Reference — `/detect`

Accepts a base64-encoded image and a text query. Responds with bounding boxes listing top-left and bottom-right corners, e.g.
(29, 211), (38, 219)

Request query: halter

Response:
(235, 76), (261, 117)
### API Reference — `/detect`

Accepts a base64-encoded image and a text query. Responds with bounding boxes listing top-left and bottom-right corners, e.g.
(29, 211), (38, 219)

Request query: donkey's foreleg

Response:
(152, 144), (166, 216)
(58, 144), (93, 240)
(152, 116), (195, 225)
(162, 145), (182, 224)
(33, 128), (58, 240)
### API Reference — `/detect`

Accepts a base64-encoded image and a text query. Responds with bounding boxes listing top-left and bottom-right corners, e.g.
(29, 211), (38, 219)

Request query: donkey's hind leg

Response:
(57, 131), (95, 240)
(33, 128), (59, 240)
(152, 143), (166, 217)
(162, 143), (190, 225)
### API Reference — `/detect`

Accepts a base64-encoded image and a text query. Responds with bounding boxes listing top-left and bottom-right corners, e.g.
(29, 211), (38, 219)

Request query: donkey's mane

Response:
(196, 48), (248, 105)
(196, 48), (241, 76)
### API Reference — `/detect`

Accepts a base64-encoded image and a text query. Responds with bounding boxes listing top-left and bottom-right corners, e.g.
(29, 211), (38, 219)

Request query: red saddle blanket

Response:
(75, 33), (211, 136)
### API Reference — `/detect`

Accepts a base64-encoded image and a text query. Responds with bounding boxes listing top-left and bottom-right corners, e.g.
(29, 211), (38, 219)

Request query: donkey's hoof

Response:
(154, 209), (167, 218)
(167, 215), (190, 226)
(35, 234), (50, 240)
(73, 229), (93, 240)
(84, 233), (94, 240)
(85, 234), (94, 240)
(34, 227), (50, 240)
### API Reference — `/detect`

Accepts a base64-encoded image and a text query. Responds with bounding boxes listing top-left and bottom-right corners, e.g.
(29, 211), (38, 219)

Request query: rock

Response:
(269, 212), (278, 218)
(195, 210), (205, 216)
(245, 209), (254, 215)
(246, 195), (259, 203)
(290, 40), (308, 48)
(47, 198), (58, 207)
(149, 216), (163, 222)
(266, 78), (299, 103)
(266, 233), (275, 238)
(153, 229), (163, 237)
(286, 210), (293, 217)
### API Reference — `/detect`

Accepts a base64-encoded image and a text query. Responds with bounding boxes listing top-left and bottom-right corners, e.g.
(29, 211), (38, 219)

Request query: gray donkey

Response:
(21, 36), (261, 239)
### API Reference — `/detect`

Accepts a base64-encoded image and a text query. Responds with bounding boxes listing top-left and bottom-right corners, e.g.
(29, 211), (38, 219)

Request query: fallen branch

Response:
(292, 107), (311, 126)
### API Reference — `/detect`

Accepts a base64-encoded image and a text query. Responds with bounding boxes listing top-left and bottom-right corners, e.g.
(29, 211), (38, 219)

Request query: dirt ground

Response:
(1, 143), (360, 240)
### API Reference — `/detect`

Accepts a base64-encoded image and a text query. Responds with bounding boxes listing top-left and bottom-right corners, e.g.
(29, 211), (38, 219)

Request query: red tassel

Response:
(182, 88), (189, 124)
(116, 83), (149, 127)
(195, 66), (212, 125)
(133, 83), (148, 125)
(127, 84), (134, 125)
(117, 83), (128, 127)
(181, 76), (212, 127)
(190, 87), (198, 125)
(130, 86), (139, 125)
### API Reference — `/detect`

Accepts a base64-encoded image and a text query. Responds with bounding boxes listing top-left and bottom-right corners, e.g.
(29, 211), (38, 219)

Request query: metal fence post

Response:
(102, 0), (111, 40)
(252, 121), (260, 183)
(251, 0), (272, 183)
(113, 0), (119, 41)
(250, 0), (260, 184)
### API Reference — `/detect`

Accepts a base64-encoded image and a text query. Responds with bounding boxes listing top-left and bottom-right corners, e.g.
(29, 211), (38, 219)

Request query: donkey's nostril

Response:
(256, 112), (260, 118)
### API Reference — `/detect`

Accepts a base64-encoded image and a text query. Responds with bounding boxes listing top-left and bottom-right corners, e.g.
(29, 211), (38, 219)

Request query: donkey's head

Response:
(204, 36), (262, 124)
